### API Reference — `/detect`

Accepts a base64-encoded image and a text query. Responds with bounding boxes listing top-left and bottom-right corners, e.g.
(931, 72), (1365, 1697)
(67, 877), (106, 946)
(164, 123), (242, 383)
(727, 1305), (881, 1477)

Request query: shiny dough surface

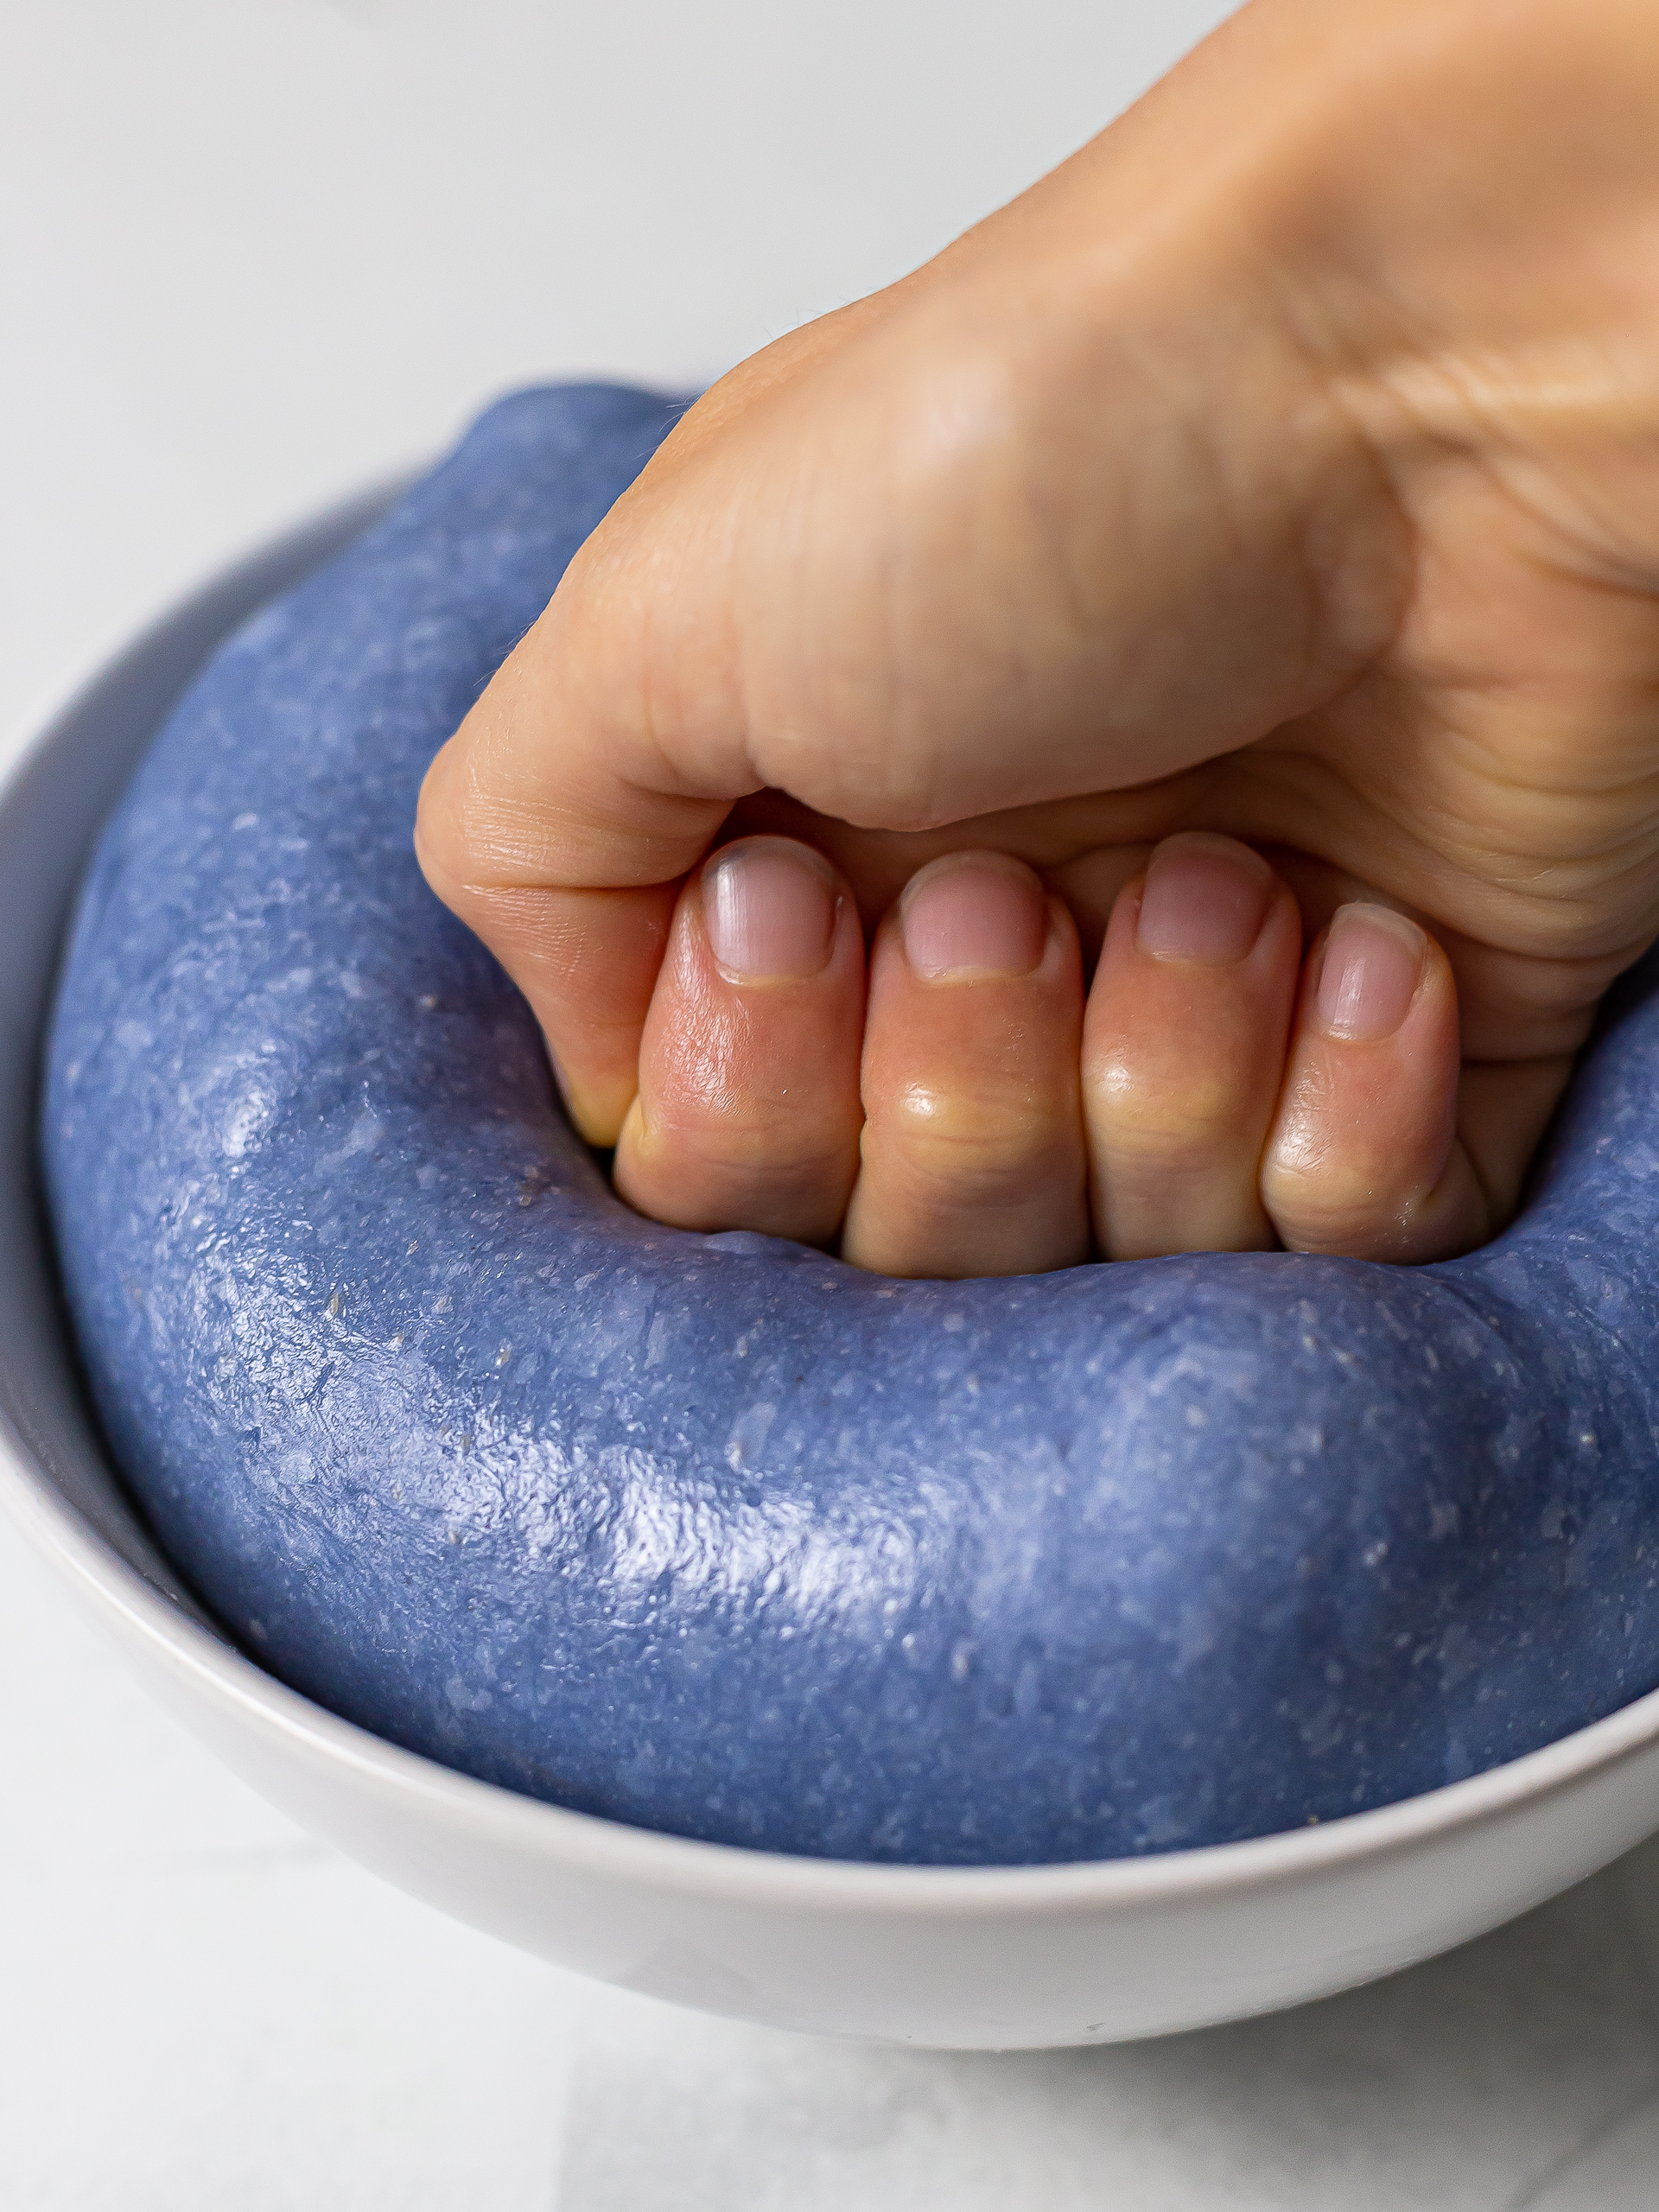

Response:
(42, 386), (1659, 1864)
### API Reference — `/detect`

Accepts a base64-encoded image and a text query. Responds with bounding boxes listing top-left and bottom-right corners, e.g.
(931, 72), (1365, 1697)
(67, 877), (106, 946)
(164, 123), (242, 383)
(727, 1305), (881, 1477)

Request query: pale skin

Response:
(416, 0), (1659, 1279)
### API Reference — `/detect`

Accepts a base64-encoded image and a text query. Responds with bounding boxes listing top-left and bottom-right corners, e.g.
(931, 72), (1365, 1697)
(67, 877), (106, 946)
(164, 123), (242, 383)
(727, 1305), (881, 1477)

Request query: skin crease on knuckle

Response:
(1263, 1082), (1427, 1253)
(869, 1086), (1074, 1202)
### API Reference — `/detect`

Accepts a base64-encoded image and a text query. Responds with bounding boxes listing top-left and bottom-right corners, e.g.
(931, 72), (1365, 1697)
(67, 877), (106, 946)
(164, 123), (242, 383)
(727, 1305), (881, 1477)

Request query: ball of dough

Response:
(43, 385), (1659, 1864)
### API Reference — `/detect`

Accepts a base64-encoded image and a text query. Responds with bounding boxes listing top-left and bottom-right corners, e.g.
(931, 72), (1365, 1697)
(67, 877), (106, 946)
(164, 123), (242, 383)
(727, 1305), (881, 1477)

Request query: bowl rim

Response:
(7, 474), (1659, 1922)
(15, 1427), (1659, 1918)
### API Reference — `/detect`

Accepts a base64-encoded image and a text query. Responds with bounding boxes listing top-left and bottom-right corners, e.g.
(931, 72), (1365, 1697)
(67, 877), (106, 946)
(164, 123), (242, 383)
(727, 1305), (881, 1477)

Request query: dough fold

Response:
(43, 385), (1659, 1865)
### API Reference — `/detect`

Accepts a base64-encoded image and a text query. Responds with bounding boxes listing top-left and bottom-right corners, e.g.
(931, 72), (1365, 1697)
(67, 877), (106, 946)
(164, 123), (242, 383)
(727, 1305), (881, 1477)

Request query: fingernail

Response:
(900, 855), (1047, 979)
(1316, 904), (1427, 1040)
(702, 838), (838, 980)
(1137, 834), (1274, 965)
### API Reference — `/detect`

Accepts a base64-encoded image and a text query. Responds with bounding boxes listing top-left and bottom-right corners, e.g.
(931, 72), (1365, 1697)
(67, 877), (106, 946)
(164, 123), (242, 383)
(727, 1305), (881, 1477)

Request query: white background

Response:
(7, 3), (1659, 2203)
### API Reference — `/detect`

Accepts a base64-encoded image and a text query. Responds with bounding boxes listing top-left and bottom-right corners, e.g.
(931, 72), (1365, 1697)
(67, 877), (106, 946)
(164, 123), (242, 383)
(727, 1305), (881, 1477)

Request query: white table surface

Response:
(7, 6), (1659, 2204)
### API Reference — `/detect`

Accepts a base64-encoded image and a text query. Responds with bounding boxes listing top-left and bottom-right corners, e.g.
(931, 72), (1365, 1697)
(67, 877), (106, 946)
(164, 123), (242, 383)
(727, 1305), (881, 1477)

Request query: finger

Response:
(1243, 843), (1586, 1223)
(1081, 835), (1302, 1259)
(841, 855), (1089, 1280)
(1261, 904), (1490, 1262)
(612, 837), (864, 1243)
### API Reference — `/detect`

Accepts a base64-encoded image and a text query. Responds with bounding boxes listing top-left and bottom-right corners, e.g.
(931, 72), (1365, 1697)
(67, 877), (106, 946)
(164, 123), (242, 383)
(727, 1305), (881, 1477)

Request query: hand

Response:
(416, 0), (1659, 1267)
(606, 827), (1493, 1276)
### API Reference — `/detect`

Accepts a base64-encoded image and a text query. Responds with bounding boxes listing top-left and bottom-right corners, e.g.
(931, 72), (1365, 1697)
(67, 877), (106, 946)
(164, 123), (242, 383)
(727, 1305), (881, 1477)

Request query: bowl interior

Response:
(10, 475), (1659, 1975)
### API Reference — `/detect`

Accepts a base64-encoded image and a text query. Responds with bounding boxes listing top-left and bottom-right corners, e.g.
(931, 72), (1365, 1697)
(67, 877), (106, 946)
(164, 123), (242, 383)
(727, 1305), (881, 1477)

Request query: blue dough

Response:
(42, 385), (1659, 1866)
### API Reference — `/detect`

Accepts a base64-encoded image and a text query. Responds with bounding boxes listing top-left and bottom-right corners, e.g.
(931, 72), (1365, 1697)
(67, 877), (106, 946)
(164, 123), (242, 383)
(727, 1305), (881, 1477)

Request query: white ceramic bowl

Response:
(7, 490), (1659, 2052)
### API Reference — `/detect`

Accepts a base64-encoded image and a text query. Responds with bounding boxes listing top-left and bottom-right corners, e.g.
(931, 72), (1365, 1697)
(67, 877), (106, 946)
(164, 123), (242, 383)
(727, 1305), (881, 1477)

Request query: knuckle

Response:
(1260, 1155), (1412, 1255)
(1089, 1071), (1249, 1158)
(866, 1084), (1072, 1194)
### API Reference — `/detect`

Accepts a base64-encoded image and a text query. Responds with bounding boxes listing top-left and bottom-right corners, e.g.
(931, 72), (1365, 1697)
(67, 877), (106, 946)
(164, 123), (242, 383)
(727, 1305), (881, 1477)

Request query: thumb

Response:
(415, 9), (1407, 1145)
